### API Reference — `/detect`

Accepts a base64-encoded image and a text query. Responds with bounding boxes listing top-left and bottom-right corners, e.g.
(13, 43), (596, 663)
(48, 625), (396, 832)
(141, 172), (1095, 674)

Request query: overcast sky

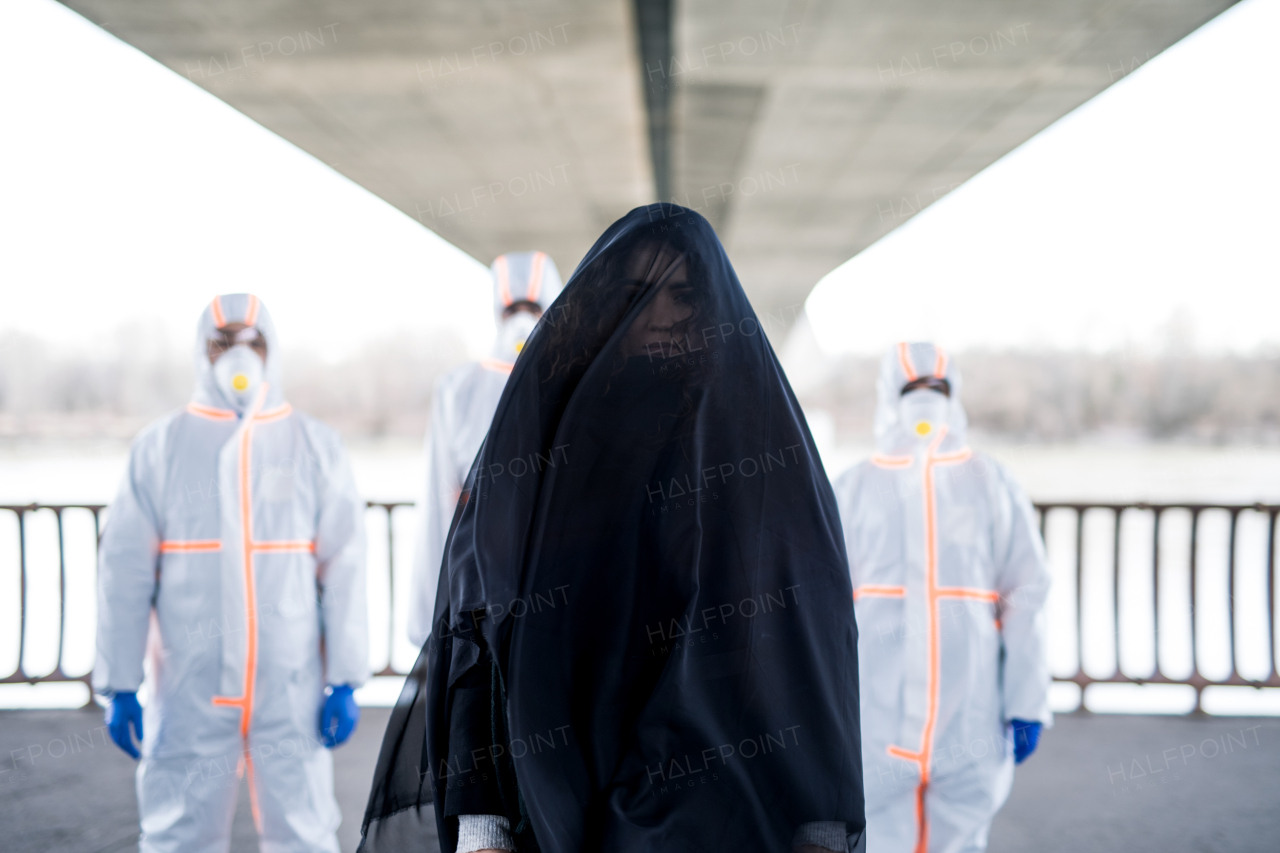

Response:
(1, 0), (493, 360)
(806, 0), (1279, 356)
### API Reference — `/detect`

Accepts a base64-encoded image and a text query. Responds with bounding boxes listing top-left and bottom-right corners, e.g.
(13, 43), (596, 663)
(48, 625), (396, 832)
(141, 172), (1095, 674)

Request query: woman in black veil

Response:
(360, 204), (864, 853)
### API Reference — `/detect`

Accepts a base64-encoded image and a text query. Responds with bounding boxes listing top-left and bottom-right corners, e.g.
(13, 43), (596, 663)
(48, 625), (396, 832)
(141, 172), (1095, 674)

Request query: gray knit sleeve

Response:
(456, 814), (514, 853)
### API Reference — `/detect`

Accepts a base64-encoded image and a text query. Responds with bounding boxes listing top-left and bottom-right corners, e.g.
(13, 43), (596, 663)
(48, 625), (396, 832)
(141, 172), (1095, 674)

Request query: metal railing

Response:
(3, 501), (1277, 713)
(1035, 502), (1280, 711)
(365, 501), (415, 678)
(0, 503), (105, 692)
(0, 502), (413, 701)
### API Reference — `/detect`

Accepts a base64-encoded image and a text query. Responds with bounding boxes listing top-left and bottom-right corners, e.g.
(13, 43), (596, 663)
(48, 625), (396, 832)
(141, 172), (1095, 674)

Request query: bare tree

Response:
(0, 327), (467, 440)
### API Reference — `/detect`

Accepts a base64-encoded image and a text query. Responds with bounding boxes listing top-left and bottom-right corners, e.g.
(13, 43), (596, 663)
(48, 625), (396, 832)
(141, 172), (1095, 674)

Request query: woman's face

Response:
(621, 254), (693, 359)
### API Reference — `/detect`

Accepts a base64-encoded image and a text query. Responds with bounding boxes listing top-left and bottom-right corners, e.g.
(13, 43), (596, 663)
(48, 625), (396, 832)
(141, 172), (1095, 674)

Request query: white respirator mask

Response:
(899, 388), (950, 442)
(496, 310), (540, 360)
(212, 344), (265, 414)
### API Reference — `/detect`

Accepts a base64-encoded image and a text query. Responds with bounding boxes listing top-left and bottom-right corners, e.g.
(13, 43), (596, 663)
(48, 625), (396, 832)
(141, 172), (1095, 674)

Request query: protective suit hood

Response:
(489, 252), (563, 363)
(873, 341), (967, 455)
(490, 251), (563, 319)
(192, 293), (286, 413)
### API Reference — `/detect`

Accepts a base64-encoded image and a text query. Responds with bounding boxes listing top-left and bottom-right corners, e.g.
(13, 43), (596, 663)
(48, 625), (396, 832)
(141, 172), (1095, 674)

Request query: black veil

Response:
(360, 204), (863, 853)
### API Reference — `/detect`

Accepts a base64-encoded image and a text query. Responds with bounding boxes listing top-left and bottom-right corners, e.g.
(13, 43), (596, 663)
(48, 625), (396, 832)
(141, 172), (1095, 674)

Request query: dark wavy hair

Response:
(535, 227), (721, 444)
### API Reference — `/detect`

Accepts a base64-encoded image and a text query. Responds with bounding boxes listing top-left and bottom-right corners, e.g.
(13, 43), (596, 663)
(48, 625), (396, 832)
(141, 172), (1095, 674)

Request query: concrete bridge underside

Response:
(59, 0), (1236, 319)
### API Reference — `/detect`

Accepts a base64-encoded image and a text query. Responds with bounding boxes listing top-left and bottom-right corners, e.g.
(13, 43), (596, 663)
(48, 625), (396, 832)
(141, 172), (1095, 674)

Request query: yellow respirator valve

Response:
(232, 374), (250, 392)
(914, 421), (933, 436)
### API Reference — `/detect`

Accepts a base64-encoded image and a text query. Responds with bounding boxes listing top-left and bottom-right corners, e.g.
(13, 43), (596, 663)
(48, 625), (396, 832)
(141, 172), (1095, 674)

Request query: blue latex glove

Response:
(106, 692), (144, 759)
(1010, 719), (1042, 764)
(320, 684), (359, 748)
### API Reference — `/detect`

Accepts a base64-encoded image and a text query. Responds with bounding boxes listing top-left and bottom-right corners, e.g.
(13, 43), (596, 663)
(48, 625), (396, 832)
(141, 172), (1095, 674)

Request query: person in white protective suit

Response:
(94, 293), (369, 853)
(833, 342), (1051, 853)
(407, 251), (563, 648)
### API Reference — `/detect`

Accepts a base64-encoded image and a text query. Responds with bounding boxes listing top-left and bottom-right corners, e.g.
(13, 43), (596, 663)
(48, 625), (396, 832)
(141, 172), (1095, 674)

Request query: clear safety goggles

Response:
(501, 299), (544, 319)
(208, 325), (266, 358)
(900, 376), (951, 397)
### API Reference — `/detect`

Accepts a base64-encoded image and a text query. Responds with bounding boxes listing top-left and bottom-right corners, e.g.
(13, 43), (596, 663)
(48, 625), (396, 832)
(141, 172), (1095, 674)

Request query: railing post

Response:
(86, 506), (103, 705)
(1112, 506), (1123, 679)
(1270, 509), (1278, 683)
(55, 507), (67, 680)
(1226, 508), (1240, 683)
(1189, 508), (1203, 713)
(1152, 507), (1163, 681)
(1075, 506), (1086, 702)
(385, 503), (396, 676)
(17, 506), (28, 683)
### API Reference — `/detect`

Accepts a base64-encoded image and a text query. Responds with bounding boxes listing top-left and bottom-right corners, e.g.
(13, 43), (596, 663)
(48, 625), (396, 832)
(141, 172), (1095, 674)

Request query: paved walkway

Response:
(1, 706), (394, 853)
(989, 714), (1280, 853)
(3, 709), (1277, 852)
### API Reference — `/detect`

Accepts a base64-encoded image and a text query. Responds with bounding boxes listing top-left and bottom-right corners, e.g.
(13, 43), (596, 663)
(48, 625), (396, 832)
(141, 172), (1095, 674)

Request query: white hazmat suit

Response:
(94, 293), (369, 853)
(833, 342), (1050, 853)
(407, 251), (563, 647)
